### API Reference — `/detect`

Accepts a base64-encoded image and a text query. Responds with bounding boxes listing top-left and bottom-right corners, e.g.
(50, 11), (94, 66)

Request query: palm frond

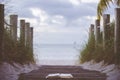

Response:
(115, 0), (120, 6)
(97, 0), (113, 20)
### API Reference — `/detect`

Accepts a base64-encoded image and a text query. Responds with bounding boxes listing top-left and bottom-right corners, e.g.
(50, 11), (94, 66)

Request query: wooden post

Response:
(25, 23), (30, 47)
(103, 14), (110, 49)
(0, 4), (4, 60)
(89, 24), (94, 38)
(115, 8), (120, 64)
(95, 19), (100, 44)
(30, 27), (33, 52)
(10, 15), (18, 42)
(20, 20), (25, 46)
(89, 24), (95, 51)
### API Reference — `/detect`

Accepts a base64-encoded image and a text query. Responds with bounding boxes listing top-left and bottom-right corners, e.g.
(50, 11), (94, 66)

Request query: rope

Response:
(4, 20), (11, 26)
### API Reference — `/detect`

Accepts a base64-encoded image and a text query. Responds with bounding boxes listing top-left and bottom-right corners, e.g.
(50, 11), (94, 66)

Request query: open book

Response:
(46, 73), (73, 78)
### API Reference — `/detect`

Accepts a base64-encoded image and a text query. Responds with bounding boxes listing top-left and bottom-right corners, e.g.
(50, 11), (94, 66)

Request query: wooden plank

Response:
(18, 65), (107, 80)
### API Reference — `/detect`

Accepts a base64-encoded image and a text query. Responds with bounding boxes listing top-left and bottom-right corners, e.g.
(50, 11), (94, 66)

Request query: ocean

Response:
(34, 44), (81, 65)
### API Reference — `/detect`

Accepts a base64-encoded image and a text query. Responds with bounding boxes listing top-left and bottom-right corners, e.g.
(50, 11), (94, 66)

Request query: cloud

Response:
(33, 25), (89, 45)
(69, 0), (81, 6)
(81, 0), (98, 3)
(10, 0), (97, 45)
(11, 0), (97, 19)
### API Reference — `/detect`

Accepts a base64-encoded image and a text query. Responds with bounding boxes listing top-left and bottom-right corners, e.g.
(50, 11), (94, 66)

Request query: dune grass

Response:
(0, 28), (35, 64)
(80, 21), (120, 65)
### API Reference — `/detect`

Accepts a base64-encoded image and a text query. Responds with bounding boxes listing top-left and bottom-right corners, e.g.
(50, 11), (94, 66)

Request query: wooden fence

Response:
(0, 4), (33, 59)
(89, 8), (120, 64)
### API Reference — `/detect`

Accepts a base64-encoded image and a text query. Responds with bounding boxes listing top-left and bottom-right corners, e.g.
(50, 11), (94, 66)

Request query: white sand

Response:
(0, 62), (39, 80)
(0, 60), (120, 80)
(80, 60), (120, 80)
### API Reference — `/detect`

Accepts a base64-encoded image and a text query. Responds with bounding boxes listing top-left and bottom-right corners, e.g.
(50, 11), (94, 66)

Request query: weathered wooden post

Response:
(0, 4), (4, 60)
(89, 24), (94, 38)
(95, 19), (101, 44)
(30, 27), (33, 52)
(10, 15), (18, 42)
(89, 24), (94, 37)
(103, 14), (110, 49)
(25, 23), (30, 47)
(89, 24), (95, 51)
(20, 20), (25, 46)
(115, 8), (120, 65)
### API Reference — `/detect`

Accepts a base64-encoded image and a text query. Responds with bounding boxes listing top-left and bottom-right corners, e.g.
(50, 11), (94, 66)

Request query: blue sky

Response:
(8, 0), (99, 45)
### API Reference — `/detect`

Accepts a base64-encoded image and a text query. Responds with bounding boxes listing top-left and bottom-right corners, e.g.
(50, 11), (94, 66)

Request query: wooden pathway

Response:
(18, 65), (107, 80)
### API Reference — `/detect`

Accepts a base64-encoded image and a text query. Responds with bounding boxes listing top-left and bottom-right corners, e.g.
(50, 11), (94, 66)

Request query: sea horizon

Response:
(34, 43), (81, 65)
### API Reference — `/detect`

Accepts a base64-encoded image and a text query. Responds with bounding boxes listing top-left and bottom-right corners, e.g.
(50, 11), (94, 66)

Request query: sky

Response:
(8, 0), (100, 45)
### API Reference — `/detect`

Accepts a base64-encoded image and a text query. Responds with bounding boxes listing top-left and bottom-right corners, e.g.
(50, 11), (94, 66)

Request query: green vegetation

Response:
(80, 21), (118, 65)
(97, 0), (120, 19)
(80, 0), (120, 65)
(0, 3), (34, 64)
(0, 28), (35, 64)
(80, 32), (95, 63)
